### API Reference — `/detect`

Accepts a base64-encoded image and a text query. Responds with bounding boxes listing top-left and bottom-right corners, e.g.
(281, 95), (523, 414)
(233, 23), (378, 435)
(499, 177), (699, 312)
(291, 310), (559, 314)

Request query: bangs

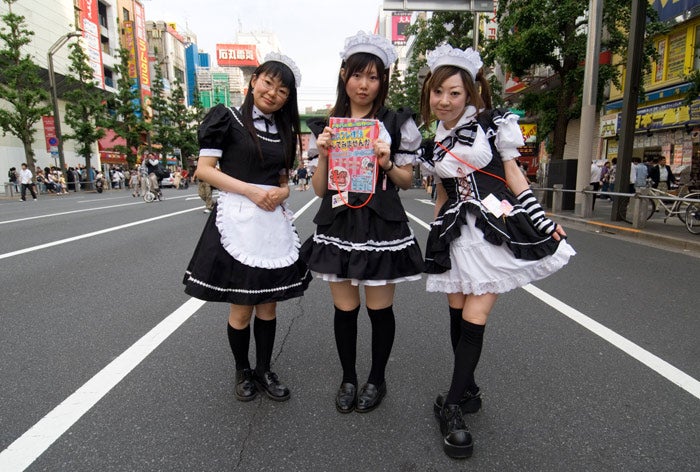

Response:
(257, 61), (297, 89)
(343, 52), (385, 76)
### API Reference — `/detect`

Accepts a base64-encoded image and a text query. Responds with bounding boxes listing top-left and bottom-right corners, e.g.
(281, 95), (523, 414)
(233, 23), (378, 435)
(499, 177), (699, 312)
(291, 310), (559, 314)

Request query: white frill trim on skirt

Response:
(312, 272), (422, 287)
(426, 212), (575, 295)
(216, 188), (300, 269)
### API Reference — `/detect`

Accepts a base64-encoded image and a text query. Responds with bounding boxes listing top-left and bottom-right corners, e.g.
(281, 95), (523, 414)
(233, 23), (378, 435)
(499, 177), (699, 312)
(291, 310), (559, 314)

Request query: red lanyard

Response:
(436, 142), (508, 185)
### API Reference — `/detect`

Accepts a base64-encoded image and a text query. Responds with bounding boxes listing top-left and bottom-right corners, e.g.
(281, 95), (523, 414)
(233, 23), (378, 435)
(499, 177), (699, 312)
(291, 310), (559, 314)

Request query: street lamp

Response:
(48, 31), (81, 180)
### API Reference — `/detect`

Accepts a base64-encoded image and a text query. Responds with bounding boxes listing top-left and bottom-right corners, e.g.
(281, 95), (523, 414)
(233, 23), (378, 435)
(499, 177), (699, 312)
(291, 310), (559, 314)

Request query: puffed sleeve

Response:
(198, 104), (233, 158)
(492, 109), (524, 161)
(395, 118), (422, 167)
(417, 138), (437, 179)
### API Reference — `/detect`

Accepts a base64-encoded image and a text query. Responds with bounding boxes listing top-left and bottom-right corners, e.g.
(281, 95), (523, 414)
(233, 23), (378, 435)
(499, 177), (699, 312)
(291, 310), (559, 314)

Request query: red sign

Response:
(42, 116), (57, 152)
(392, 13), (411, 46)
(79, 0), (104, 88)
(216, 44), (259, 67)
(133, 2), (151, 95)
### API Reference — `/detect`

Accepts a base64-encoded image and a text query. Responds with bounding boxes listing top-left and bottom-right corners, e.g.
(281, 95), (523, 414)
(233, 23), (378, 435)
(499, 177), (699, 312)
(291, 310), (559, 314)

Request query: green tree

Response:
(62, 41), (107, 176)
(487, 0), (664, 159)
(0, 0), (51, 172)
(106, 46), (149, 168)
(168, 80), (196, 167)
(149, 56), (175, 163)
(387, 11), (475, 133)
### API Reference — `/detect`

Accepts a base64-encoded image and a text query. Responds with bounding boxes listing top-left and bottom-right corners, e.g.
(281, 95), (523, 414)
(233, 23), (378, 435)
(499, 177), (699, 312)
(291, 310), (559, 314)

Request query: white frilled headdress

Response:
(340, 31), (397, 69)
(426, 44), (483, 80)
(264, 51), (302, 87)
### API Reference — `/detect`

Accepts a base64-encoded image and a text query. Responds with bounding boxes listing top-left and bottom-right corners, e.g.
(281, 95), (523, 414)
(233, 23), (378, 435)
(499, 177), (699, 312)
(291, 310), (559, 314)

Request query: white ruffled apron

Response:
(215, 187), (300, 269)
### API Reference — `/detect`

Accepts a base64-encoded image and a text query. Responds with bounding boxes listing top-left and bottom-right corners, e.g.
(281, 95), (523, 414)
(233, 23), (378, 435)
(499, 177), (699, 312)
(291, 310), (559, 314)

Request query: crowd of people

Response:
(180, 35), (575, 461)
(590, 155), (679, 203)
(7, 157), (195, 201)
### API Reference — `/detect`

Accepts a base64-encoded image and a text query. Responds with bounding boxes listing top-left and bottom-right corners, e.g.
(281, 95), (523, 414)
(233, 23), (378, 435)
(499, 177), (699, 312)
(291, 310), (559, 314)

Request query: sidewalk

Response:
(549, 197), (700, 253)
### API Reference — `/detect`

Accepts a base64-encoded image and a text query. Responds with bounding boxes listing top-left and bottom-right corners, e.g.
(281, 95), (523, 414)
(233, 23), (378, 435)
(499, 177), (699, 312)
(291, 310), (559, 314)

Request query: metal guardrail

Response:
(533, 184), (700, 229)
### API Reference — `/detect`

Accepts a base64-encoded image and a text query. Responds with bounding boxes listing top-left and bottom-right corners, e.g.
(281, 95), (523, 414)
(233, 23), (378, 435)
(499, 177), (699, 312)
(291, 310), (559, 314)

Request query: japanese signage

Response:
(392, 13), (411, 46)
(42, 116), (57, 152)
(79, 0), (104, 88)
(216, 44), (259, 67)
(599, 113), (618, 138)
(133, 1), (151, 96)
(328, 118), (380, 194)
(122, 21), (137, 80)
(519, 123), (537, 143)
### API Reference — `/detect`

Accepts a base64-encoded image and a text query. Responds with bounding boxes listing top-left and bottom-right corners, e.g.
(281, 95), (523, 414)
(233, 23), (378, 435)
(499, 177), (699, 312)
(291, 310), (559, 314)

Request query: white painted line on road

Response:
(406, 211), (431, 230)
(0, 207), (203, 260)
(523, 284), (700, 400)
(408, 211), (700, 400)
(0, 297), (207, 471)
(0, 201), (143, 225)
(0, 193), (320, 470)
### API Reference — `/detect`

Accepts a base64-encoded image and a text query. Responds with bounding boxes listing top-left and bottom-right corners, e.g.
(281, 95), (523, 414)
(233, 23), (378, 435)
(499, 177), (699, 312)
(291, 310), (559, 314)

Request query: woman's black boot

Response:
(439, 404), (474, 459)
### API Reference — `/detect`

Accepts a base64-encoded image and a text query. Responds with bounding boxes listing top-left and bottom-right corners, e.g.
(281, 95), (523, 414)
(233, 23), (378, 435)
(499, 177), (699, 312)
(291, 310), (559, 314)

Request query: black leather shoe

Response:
(335, 383), (357, 414)
(439, 404), (474, 459)
(355, 382), (386, 413)
(254, 371), (290, 402)
(433, 388), (482, 417)
(234, 368), (258, 402)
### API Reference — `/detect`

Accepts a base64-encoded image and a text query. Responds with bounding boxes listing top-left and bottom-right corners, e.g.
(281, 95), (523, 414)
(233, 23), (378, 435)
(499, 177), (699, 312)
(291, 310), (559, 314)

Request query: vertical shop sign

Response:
(79, 0), (104, 88)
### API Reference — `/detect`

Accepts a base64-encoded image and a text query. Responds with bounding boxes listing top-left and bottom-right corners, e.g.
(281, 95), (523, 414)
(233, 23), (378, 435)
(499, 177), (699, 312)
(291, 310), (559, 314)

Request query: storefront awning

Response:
(98, 129), (127, 151)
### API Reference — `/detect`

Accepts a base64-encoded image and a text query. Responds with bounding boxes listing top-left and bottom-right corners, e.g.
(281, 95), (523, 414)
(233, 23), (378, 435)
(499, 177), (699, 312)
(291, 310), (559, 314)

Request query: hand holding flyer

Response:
(327, 118), (380, 194)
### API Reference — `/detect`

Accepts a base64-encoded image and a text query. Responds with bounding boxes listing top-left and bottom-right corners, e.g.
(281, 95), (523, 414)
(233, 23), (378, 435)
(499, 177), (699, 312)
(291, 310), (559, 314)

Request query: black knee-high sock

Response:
(334, 305), (360, 385)
(367, 305), (396, 386)
(445, 320), (485, 404)
(253, 317), (276, 376)
(227, 323), (251, 372)
(449, 306), (463, 353)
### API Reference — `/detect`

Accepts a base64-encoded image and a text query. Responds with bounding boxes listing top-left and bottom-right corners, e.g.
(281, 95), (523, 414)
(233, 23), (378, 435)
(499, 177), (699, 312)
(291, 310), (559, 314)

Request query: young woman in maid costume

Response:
(183, 53), (311, 403)
(418, 45), (575, 458)
(302, 31), (424, 414)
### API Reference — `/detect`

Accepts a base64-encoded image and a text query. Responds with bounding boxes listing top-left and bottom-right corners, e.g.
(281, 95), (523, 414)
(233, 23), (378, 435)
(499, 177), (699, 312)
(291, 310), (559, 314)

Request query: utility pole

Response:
(575, 0), (603, 216)
(48, 31), (81, 180)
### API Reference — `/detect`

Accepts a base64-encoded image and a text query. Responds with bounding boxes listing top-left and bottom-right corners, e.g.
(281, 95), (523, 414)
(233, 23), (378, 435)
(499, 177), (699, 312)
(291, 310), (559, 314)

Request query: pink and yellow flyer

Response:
(327, 118), (380, 194)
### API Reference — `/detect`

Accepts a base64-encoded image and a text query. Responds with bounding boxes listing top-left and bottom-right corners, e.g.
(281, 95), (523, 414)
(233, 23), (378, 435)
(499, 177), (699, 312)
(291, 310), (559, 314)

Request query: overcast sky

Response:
(142, 0), (384, 110)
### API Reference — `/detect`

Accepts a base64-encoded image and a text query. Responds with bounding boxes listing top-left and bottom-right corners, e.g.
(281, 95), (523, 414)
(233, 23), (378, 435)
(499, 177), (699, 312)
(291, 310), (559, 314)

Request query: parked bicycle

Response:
(685, 202), (700, 234)
(618, 181), (700, 227)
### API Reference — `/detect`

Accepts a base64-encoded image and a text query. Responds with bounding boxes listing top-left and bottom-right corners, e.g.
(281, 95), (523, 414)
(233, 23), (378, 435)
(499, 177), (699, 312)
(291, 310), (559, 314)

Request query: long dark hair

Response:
(420, 65), (492, 129)
(240, 61), (302, 171)
(330, 52), (390, 119)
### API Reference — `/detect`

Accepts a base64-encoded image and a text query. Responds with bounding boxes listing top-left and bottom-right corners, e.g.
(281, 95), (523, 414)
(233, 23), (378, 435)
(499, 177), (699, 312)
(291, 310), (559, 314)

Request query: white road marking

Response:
(0, 207), (203, 260)
(0, 297), (207, 471)
(522, 284), (700, 400)
(0, 194), (319, 470)
(2, 196), (696, 471)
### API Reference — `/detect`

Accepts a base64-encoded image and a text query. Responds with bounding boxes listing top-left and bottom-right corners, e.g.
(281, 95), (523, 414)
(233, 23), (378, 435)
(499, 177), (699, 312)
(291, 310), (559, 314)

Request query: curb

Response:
(553, 213), (700, 253)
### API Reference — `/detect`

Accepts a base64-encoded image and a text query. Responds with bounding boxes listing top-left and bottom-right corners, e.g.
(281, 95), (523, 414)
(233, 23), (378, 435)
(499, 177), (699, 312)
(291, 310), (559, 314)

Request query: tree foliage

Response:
(0, 0), (51, 171)
(149, 55), (174, 163)
(63, 41), (107, 173)
(387, 11), (475, 130)
(486, 0), (664, 159)
(105, 46), (150, 168)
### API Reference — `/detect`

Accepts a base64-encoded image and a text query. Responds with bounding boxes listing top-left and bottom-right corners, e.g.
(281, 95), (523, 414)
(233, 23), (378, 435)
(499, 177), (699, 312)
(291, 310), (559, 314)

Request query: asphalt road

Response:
(1, 187), (698, 471)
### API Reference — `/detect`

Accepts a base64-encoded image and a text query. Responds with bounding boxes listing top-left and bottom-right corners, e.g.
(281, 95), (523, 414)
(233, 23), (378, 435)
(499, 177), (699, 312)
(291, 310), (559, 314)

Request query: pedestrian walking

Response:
(8, 166), (19, 193)
(417, 44), (576, 459)
(301, 31), (424, 414)
(183, 53), (311, 403)
(18, 163), (37, 201)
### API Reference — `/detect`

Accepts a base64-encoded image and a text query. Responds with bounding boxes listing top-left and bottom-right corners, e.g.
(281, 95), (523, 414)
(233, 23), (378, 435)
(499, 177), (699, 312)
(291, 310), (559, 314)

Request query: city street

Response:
(0, 187), (698, 471)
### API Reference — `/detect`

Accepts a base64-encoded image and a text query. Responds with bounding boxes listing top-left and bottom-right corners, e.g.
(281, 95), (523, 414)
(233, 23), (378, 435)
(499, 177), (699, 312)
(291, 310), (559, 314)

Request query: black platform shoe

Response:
(234, 368), (258, 402)
(355, 382), (386, 413)
(439, 404), (474, 459)
(254, 371), (290, 402)
(433, 388), (482, 417)
(335, 383), (357, 414)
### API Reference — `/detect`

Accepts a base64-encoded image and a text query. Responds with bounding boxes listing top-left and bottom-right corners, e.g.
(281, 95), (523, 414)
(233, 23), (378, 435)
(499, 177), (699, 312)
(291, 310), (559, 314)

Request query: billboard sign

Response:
(79, 0), (104, 88)
(216, 44), (259, 67)
(392, 13), (411, 46)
